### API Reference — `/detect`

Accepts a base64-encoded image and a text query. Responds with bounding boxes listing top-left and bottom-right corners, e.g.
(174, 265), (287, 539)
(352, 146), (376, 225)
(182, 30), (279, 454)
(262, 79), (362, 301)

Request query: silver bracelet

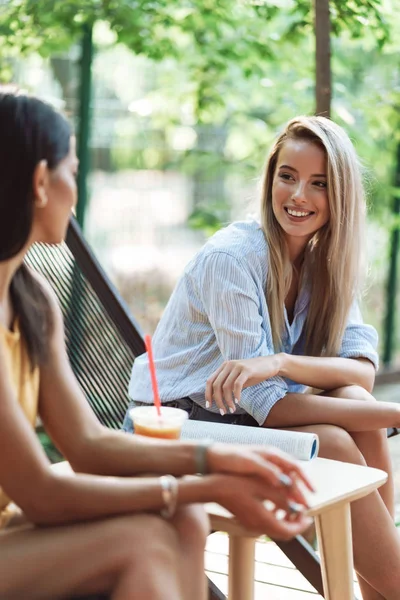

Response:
(194, 439), (213, 475)
(160, 475), (178, 519)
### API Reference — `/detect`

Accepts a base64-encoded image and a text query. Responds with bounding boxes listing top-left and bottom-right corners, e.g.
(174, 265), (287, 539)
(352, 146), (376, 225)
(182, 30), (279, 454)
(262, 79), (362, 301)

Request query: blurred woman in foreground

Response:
(0, 88), (312, 600)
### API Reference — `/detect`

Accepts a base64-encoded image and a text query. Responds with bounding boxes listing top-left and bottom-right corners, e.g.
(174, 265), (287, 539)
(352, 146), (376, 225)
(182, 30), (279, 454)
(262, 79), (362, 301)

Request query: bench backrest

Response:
(25, 217), (145, 430)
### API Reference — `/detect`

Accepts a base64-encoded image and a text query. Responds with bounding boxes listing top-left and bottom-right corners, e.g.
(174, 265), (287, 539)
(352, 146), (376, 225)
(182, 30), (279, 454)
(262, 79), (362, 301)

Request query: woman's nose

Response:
(291, 183), (307, 203)
(292, 190), (307, 204)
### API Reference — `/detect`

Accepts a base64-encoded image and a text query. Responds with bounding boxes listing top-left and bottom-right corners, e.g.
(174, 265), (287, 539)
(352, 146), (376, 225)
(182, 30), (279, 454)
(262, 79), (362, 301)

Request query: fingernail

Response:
(279, 473), (293, 487)
(205, 401), (210, 409)
(234, 398), (239, 405)
(229, 407), (235, 414)
(288, 501), (304, 515)
(219, 408), (225, 416)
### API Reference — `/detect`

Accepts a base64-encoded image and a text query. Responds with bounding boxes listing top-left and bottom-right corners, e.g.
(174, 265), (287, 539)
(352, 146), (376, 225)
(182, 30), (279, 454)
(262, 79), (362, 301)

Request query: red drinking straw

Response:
(145, 334), (162, 417)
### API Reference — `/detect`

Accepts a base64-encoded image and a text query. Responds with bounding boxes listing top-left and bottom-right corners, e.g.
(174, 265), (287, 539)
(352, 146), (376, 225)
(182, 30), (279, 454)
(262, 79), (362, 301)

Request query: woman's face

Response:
(271, 138), (330, 257)
(31, 136), (78, 245)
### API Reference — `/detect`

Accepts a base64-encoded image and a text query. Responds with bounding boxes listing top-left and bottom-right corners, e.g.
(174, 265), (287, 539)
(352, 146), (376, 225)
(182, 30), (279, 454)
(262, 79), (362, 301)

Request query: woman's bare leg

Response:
(0, 513), (186, 600)
(323, 386), (395, 515)
(266, 390), (400, 431)
(171, 504), (210, 600)
(278, 423), (400, 600)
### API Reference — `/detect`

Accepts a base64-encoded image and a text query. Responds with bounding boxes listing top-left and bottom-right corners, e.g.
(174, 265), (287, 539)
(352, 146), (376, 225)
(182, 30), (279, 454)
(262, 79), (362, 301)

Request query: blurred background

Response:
(1, 0), (400, 367)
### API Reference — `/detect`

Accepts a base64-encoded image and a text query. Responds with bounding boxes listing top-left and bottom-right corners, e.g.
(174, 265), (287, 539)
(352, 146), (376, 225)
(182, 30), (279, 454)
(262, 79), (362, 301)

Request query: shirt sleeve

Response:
(338, 301), (379, 370)
(195, 251), (287, 425)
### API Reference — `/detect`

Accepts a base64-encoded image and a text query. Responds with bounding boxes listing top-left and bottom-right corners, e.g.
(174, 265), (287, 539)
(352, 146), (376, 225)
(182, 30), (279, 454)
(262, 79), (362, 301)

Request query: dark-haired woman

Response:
(0, 88), (312, 600)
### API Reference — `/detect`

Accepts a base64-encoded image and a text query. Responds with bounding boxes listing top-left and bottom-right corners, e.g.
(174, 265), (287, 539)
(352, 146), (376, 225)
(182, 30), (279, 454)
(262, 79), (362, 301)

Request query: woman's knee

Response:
(328, 385), (376, 403)
(330, 386), (388, 442)
(316, 424), (366, 464)
(106, 514), (180, 565)
(172, 504), (210, 550)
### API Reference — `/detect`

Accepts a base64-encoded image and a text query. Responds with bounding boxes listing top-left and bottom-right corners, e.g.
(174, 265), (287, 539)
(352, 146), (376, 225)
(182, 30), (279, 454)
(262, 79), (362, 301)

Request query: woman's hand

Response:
(211, 473), (313, 540)
(207, 443), (315, 508)
(205, 355), (282, 414)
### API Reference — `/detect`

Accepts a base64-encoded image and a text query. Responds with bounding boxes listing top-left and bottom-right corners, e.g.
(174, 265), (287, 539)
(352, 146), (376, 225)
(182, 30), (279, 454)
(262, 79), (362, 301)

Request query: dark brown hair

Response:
(0, 90), (71, 367)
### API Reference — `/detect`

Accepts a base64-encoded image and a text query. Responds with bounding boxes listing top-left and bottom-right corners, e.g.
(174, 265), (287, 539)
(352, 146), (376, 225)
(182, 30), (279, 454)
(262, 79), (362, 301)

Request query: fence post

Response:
(383, 142), (400, 366)
(76, 23), (93, 230)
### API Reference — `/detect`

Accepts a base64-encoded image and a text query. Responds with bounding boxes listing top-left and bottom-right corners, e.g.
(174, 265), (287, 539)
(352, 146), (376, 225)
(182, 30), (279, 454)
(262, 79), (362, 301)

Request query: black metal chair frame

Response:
(27, 217), (398, 600)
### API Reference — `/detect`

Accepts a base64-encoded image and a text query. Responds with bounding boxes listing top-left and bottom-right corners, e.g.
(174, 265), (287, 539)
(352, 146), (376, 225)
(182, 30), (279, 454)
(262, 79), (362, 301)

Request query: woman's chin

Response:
(39, 232), (66, 247)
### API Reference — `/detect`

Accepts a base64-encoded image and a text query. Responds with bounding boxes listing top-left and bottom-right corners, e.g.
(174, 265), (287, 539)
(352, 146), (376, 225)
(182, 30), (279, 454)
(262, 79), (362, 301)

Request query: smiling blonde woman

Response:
(126, 116), (400, 599)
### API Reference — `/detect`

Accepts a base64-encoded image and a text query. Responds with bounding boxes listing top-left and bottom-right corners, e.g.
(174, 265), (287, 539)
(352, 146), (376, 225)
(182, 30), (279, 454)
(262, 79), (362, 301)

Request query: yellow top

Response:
(0, 320), (40, 522)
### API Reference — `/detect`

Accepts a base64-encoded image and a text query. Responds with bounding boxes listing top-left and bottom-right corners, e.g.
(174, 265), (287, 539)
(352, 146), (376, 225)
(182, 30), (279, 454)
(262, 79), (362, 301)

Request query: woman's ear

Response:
(32, 159), (49, 208)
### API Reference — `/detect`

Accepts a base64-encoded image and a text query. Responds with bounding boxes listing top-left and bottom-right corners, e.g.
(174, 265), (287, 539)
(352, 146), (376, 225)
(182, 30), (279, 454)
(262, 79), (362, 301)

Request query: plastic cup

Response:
(129, 405), (189, 440)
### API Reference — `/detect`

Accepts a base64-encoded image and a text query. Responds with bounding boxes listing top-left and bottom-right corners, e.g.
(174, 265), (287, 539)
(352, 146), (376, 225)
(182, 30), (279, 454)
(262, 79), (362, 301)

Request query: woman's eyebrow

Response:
(278, 164), (297, 172)
(278, 164), (326, 177)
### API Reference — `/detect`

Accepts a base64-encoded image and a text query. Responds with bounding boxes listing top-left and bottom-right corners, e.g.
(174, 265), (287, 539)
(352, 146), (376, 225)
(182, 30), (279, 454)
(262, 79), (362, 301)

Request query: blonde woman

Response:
(126, 116), (400, 599)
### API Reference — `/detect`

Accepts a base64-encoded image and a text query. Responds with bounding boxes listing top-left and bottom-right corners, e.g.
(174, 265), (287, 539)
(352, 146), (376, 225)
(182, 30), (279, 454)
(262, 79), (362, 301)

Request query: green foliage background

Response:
(1, 0), (400, 321)
(1, 1), (399, 310)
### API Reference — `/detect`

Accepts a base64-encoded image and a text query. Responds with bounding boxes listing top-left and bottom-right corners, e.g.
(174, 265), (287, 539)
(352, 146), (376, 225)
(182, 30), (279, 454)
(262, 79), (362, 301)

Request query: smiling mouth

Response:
(284, 207), (315, 218)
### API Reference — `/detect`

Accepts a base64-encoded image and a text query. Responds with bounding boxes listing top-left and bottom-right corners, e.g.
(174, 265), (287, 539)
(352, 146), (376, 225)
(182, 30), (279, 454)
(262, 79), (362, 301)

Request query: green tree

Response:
(0, 0), (390, 118)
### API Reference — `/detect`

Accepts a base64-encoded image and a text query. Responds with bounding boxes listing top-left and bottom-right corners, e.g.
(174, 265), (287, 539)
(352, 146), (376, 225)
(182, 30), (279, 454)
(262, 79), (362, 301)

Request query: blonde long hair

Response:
(261, 116), (366, 356)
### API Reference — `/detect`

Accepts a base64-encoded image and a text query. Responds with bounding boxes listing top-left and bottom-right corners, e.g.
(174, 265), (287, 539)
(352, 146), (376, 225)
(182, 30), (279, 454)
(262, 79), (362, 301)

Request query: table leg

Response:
(315, 503), (354, 600)
(228, 534), (256, 600)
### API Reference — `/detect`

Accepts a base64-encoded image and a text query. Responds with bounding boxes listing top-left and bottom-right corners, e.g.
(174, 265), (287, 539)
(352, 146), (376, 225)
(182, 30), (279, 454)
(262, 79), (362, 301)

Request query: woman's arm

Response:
(22, 469), (312, 540)
(206, 354), (400, 432)
(264, 390), (400, 431)
(194, 251), (288, 423)
(278, 354), (375, 392)
(206, 354), (375, 413)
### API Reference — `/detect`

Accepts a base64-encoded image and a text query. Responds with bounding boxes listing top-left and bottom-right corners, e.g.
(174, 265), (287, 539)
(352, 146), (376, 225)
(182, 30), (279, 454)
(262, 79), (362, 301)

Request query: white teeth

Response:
(287, 208), (311, 217)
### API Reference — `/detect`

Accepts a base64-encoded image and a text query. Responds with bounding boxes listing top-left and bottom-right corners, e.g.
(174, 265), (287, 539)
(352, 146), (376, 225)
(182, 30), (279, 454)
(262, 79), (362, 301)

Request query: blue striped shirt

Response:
(128, 220), (379, 425)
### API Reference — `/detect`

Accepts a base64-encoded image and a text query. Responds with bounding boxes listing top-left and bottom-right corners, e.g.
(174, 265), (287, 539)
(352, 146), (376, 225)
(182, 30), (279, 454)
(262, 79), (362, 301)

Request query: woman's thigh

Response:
(319, 385), (373, 402)
(0, 513), (180, 600)
(280, 423), (365, 464)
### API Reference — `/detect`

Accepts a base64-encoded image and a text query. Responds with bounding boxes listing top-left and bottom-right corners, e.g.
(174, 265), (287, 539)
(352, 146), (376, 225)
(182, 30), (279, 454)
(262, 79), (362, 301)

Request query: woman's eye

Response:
(279, 172), (293, 181)
(313, 180), (327, 188)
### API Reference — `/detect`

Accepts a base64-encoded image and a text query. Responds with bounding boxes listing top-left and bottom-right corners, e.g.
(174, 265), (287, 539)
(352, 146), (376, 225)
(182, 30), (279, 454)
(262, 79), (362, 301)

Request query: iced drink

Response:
(130, 405), (188, 440)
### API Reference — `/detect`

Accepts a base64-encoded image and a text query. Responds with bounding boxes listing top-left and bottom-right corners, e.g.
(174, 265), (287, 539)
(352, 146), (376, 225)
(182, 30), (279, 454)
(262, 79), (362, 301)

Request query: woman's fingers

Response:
(218, 474), (312, 539)
(242, 500), (312, 540)
(261, 450), (315, 493)
(254, 446), (314, 488)
(252, 458), (310, 508)
(259, 455), (315, 506)
(205, 365), (223, 408)
(271, 512), (313, 540)
(220, 365), (249, 409)
(209, 445), (284, 487)
(235, 450), (313, 507)
(260, 484), (307, 514)
(211, 369), (230, 414)
(232, 371), (248, 404)
(209, 366), (237, 415)
(221, 368), (242, 413)
(207, 362), (249, 414)
(209, 445), (313, 510)
(241, 454), (288, 488)
(206, 357), (282, 413)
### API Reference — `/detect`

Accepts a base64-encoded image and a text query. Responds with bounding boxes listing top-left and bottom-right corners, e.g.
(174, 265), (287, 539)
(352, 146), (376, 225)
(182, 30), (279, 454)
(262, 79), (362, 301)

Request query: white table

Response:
(206, 457), (387, 600)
